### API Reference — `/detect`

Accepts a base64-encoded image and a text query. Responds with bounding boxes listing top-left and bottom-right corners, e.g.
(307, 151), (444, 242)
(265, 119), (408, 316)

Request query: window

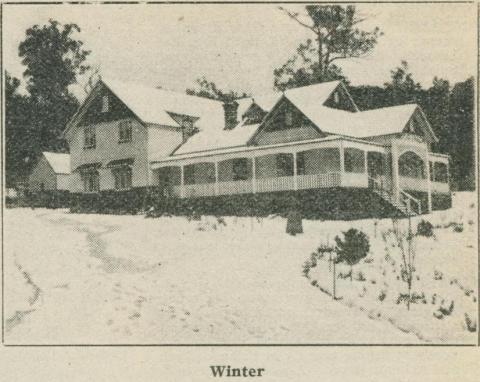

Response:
(112, 167), (132, 190)
(181, 119), (198, 141)
(101, 95), (109, 113)
(276, 153), (294, 177)
(183, 119), (193, 130)
(333, 92), (340, 104)
(399, 151), (425, 179)
(84, 127), (96, 149)
(82, 171), (100, 192)
(118, 120), (133, 143)
(232, 158), (250, 181)
(285, 110), (293, 127)
(344, 148), (365, 173)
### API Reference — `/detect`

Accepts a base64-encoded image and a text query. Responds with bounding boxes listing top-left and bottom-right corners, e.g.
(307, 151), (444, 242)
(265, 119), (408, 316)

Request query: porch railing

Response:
(297, 172), (341, 190)
(256, 175), (295, 193)
(369, 176), (422, 215)
(399, 190), (422, 215)
(217, 180), (253, 195)
(184, 183), (215, 198)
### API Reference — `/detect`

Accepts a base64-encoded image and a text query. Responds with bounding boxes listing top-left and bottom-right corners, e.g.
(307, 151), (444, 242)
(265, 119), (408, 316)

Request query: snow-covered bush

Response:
(335, 229), (370, 281)
(417, 220), (434, 237)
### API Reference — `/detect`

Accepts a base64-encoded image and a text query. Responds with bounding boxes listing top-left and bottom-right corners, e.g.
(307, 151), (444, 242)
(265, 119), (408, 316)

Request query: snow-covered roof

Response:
(236, 93), (281, 118)
(171, 82), (341, 157)
(172, 122), (260, 156)
(103, 78), (224, 132)
(292, 103), (420, 139)
(43, 152), (71, 174)
(168, 80), (429, 157)
(352, 104), (420, 138)
(284, 80), (343, 110)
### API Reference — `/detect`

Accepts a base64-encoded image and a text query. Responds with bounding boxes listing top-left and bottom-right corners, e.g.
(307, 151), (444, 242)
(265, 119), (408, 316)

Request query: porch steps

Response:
(368, 177), (421, 217)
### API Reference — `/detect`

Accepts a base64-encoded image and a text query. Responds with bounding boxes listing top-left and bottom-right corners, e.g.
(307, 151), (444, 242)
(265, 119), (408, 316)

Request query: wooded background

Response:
(5, 7), (475, 191)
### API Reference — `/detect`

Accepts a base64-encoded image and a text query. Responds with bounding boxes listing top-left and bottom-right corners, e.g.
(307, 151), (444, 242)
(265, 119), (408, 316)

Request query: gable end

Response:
(248, 97), (325, 146)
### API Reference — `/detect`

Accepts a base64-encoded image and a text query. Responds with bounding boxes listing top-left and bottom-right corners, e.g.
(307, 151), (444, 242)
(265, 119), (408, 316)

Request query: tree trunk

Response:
(317, 32), (323, 79)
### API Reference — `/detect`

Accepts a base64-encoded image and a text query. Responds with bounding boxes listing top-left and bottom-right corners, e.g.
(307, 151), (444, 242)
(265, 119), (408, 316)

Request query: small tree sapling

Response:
(334, 229), (370, 281)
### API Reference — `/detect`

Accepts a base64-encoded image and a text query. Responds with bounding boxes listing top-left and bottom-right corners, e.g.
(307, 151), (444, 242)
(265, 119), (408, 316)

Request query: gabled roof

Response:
(169, 80), (436, 157)
(103, 78), (224, 129)
(237, 93), (281, 119)
(169, 93), (281, 157)
(252, 81), (436, 142)
(284, 80), (349, 111)
(248, 81), (344, 143)
(42, 152), (71, 174)
(64, 78), (224, 137)
(292, 103), (419, 139)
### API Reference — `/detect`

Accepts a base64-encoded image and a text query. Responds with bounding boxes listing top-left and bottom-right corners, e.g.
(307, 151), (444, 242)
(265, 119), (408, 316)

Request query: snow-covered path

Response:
(4, 208), (450, 344)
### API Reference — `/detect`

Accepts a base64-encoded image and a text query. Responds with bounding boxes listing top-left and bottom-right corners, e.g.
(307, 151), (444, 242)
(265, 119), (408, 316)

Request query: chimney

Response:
(223, 100), (239, 130)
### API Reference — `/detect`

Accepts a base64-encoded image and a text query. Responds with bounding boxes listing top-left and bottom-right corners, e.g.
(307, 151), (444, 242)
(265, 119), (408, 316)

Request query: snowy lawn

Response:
(308, 192), (477, 343)
(3, 192), (477, 344)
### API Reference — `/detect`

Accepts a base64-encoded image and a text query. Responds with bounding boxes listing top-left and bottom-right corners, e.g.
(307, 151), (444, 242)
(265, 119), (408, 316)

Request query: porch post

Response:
(214, 161), (219, 196)
(426, 156), (432, 213)
(252, 156), (257, 194)
(391, 144), (400, 203)
(293, 151), (298, 191)
(180, 165), (185, 198)
(339, 140), (345, 187)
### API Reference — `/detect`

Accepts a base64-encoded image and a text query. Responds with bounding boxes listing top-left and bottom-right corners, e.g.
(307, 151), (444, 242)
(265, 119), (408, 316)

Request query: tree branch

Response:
(278, 7), (317, 33)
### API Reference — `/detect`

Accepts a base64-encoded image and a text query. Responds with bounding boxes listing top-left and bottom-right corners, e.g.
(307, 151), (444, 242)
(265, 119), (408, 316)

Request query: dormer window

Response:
(183, 119), (193, 130)
(101, 95), (109, 113)
(119, 120), (133, 143)
(181, 118), (198, 142)
(333, 92), (340, 104)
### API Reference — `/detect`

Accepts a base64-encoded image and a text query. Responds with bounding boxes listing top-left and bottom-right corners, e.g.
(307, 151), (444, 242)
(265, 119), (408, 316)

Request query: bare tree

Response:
(391, 218), (416, 310)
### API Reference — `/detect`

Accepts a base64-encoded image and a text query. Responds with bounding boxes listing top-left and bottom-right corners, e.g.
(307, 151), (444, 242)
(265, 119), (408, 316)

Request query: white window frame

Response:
(118, 120), (133, 143)
(82, 171), (100, 193)
(84, 127), (96, 149)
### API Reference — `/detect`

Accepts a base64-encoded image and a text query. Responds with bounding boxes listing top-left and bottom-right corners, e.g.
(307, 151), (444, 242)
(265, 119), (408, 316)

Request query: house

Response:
(28, 152), (71, 192)
(66, 78), (451, 217)
(63, 78), (224, 194)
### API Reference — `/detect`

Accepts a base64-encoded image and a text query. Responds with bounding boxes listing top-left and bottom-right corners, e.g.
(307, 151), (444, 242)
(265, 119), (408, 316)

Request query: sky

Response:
(3, 2), (477, 101)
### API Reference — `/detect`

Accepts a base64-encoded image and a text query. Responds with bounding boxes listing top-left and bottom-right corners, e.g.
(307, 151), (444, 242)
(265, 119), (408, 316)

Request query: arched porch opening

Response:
(398, 151), (426, 179)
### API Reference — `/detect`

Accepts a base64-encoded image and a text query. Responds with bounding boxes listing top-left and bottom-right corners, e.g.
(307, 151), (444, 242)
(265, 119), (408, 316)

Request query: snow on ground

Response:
(308, 191), (478, 343)
(3, 192), (477, 344)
